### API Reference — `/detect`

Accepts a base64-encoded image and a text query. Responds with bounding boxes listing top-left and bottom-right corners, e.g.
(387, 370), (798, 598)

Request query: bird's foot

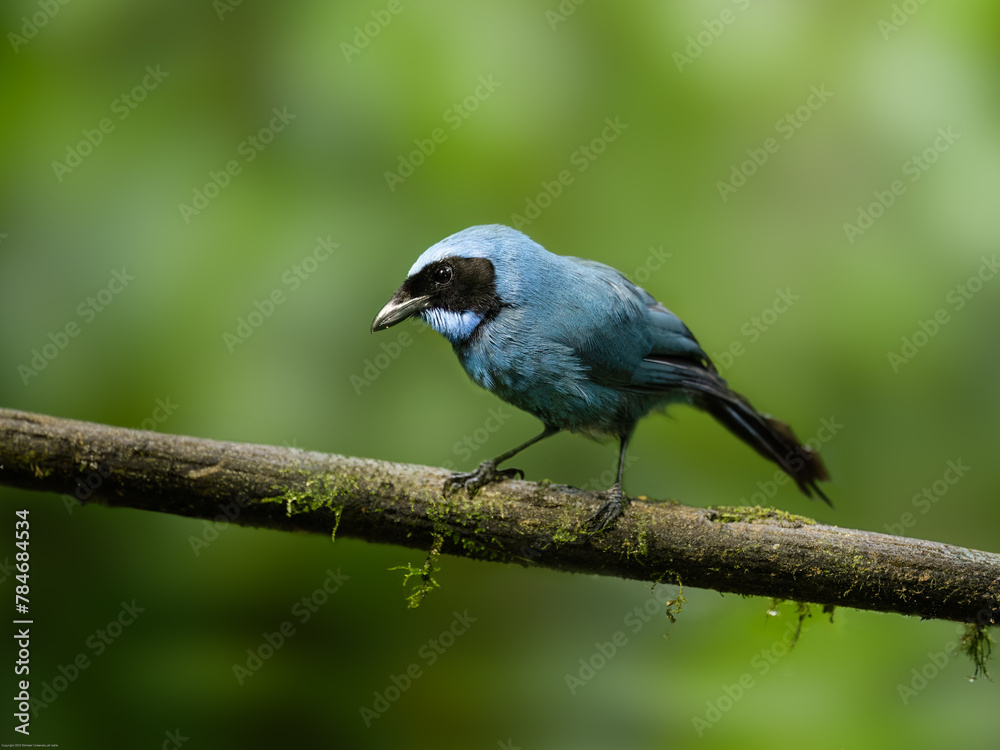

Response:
(586, 483), (630, 533)
(444, 460), (524, 495)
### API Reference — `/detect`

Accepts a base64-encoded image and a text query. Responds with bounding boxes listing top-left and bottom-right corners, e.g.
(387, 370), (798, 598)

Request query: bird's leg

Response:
(586, 433), (632, 532)
(445, 426), (558, 495)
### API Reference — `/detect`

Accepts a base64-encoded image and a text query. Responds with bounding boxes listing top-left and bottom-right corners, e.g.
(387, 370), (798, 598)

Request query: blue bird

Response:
(371, 224), (830, 530)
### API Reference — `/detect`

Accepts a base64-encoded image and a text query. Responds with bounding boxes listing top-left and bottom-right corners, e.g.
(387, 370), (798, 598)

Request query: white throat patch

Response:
(420, 309), (483, 344)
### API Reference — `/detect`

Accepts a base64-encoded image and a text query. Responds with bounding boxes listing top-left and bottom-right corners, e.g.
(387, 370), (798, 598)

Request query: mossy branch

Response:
(1, 408), (998, 630)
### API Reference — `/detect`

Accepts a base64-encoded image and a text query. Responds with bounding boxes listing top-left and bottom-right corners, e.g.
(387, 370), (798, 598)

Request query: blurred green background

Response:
(2, 0), (999, 747)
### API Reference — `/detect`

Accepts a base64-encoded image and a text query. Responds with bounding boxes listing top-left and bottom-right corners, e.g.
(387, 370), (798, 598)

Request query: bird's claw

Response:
(586, 484), (629, 533)
(444, 460), (524, 495)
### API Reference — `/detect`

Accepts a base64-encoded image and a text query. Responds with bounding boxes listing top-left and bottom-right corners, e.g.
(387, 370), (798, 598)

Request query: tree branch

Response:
(1, 408), (997, 627)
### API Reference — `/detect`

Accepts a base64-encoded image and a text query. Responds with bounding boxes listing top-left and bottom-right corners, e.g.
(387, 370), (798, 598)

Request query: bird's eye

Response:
(433, 265), (453, 285)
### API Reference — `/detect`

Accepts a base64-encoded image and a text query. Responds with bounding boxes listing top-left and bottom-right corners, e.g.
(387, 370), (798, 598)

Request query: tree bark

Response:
(0, 407), (997, 627)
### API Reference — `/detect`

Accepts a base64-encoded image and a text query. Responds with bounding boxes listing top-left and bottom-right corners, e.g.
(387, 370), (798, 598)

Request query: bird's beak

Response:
(371, 288), (433, 333)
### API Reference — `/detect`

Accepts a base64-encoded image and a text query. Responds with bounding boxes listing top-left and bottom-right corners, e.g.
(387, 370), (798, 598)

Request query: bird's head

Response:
(371, 224), (539, 344)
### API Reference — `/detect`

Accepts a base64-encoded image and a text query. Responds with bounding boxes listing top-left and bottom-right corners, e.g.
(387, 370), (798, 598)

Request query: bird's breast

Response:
(456, 325), (650, 436)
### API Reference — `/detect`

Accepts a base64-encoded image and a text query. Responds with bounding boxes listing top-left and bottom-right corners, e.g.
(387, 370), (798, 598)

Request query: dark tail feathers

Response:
(698, 391), (831, 505)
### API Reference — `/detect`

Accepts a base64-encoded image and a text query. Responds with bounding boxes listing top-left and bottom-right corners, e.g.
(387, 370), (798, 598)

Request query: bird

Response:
(371, 224), (830, 531)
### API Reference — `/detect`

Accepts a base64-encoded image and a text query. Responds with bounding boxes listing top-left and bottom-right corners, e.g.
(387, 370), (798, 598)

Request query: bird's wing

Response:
(562, 257), (721, 394)
(561, 258), (829, 503)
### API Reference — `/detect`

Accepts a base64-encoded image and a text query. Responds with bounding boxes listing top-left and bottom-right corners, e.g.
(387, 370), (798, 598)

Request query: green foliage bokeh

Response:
(1, 1), (999, 748)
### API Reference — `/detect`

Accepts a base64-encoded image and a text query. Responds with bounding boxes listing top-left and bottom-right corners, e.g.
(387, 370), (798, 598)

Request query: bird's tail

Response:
(697, 390), (831, 505)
